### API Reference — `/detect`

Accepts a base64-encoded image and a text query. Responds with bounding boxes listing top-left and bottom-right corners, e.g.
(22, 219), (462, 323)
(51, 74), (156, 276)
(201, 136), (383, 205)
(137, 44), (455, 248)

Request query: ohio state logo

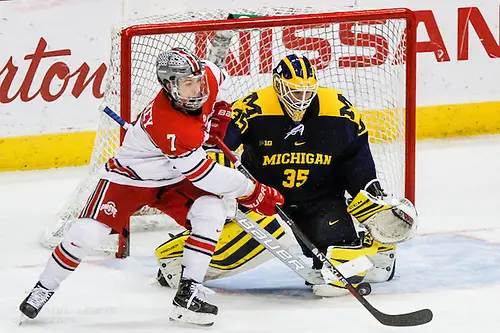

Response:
(100, 201), (118, 217)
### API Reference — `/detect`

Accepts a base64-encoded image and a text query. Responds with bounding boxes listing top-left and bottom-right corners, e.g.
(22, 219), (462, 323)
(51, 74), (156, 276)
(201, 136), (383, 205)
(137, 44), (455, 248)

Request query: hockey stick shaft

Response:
(102, 106), (132, 129)
(214, 137), (433, 327)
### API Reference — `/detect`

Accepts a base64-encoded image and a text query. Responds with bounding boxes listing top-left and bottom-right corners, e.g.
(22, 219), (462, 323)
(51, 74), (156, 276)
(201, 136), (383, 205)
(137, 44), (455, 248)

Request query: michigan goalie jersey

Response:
(224, 86), (378, 205)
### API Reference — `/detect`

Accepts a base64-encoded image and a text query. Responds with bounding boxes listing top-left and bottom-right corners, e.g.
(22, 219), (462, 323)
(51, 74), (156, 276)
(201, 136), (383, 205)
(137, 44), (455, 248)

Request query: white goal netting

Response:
(42, 7), (415, 256)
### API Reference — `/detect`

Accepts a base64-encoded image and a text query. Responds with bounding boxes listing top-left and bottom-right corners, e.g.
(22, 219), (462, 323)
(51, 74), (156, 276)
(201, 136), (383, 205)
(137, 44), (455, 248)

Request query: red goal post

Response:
(44, 7), (417, 258)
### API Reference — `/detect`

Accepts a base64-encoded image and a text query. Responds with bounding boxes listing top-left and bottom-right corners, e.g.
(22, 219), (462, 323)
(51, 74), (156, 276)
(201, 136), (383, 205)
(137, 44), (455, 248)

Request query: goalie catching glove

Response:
(347, 184), (418, 244)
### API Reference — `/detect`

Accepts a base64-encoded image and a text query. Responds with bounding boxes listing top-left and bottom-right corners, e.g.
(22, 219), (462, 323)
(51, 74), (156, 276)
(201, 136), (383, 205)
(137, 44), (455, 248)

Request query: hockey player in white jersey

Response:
(19, 47), (284, 326)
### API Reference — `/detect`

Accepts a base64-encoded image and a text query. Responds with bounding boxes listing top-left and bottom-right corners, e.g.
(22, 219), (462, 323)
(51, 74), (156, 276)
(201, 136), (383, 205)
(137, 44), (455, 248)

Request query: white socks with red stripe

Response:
(39, 218), (111, 290)
(183, 234), (218, 282)
(183, 196), (226, 282)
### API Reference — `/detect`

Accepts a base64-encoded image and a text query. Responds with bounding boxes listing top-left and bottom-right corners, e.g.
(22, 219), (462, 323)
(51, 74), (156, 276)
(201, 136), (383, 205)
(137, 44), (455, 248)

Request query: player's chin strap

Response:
(213, 136), (433, 328)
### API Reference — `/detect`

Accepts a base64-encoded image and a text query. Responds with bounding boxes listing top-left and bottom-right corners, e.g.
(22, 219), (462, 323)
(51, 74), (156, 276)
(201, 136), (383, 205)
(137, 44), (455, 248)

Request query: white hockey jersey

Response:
(100, 61), (254, 199)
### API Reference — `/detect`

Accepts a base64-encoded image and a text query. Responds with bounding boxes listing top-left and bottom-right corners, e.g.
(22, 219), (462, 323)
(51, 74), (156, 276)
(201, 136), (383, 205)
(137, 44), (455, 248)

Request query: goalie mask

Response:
(272, 54), (319, 123)
(156, 48), (210, 113)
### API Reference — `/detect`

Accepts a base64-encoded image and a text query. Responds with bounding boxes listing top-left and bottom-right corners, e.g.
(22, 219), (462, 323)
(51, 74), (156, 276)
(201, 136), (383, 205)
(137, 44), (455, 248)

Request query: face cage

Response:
(275, 77), (318, 122)
(170, 72), (210, 112)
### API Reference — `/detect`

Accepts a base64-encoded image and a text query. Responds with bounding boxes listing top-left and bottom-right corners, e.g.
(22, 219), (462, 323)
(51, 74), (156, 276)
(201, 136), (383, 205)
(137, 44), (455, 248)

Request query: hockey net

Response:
(42, 7), (416, 257)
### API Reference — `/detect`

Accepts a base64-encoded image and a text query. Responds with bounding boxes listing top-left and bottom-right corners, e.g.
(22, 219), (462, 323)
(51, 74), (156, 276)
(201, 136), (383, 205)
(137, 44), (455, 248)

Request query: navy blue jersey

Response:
(225, 86), (377, 206)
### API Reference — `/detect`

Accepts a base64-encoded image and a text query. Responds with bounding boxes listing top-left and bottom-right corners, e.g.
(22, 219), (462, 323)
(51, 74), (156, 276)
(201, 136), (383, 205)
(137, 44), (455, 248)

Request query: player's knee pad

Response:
(312, 232), (378, 297)
(62, 218), (112, 257)
(364, 241), (397, 283)
(188, 195), (227, 239)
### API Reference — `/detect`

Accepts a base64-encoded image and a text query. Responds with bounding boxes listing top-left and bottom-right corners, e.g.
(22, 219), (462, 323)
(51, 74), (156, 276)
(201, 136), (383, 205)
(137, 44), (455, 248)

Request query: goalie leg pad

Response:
(364, 241), (397, 283)
(155, 230), (190, 288)
(207, 212), (285, 278)
(156, 211), (285, 286)
(312, 232), (378, 297)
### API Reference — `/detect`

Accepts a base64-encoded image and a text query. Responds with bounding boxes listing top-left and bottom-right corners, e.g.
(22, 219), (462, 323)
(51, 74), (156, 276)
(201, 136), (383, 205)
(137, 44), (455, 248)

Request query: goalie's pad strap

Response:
(347, 190), (391, 223)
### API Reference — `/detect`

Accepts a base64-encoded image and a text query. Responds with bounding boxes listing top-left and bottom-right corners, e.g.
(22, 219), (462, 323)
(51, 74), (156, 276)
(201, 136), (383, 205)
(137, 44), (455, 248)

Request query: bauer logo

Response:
(100, 201), (118, 217)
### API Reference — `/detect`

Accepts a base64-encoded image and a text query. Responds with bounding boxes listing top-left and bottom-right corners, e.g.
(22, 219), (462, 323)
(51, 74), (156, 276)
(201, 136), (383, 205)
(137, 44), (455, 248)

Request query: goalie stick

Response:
(102, 106), (372, 285)
(213, 137), (433, 327)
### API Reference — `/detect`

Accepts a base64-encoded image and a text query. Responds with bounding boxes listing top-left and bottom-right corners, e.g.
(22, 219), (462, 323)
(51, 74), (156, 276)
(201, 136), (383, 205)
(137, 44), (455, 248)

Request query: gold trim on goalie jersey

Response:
(231, 87), (284, 134)
(316, 87), (367, 136)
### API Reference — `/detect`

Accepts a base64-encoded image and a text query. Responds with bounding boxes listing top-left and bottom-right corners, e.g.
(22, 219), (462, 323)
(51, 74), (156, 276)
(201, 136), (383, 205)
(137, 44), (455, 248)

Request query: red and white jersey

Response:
(100, 61), (253, 198)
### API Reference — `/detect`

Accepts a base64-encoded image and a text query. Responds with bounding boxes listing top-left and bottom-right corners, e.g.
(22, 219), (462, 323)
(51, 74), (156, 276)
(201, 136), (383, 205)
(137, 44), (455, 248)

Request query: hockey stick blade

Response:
(360, 295), (433, 327)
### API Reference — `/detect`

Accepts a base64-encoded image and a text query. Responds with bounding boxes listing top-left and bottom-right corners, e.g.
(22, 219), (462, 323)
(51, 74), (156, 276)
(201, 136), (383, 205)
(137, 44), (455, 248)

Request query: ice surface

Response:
(1, 135), (500, 332)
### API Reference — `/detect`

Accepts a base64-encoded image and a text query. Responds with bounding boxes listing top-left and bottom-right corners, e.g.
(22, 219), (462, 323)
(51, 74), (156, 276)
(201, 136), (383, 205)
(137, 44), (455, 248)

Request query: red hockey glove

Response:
(205, 101), (232, 146)
(238, 181), (285, 216)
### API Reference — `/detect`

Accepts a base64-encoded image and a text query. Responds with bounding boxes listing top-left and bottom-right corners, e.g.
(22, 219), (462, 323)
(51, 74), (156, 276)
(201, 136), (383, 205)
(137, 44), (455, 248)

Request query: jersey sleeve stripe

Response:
(184, 159), (214, 181)
(190, 161), (215, 183)
(105, 158), (142, 181)
(182, 159), (205, 176)
(166, 149), (195, 159)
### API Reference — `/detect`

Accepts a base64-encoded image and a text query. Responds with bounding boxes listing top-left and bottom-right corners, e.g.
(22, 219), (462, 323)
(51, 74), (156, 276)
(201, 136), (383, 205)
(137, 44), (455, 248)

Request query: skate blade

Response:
(169, 306), (215, 327)
(18, 313), (30, 326)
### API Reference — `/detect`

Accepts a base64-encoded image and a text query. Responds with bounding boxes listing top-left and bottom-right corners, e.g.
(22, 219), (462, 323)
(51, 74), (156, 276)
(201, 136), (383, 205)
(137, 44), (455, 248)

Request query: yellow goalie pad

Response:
(155, 211), (285, 271)
(326, 232), (379, 289)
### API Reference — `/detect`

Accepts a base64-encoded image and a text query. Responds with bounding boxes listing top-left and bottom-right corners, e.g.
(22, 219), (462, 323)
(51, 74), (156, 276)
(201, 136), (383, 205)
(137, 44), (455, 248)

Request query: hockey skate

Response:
(170, 278), (218, 326)
(19, 282), (54, 319)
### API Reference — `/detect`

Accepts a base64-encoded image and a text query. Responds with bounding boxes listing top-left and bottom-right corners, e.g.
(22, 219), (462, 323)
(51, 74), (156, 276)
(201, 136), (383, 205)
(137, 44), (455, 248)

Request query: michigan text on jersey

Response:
(262, 152), (332, 166)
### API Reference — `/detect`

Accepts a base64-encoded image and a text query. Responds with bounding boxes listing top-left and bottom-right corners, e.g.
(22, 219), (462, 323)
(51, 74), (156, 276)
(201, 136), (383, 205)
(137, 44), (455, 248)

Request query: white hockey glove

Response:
(347, 190), (418, 245)
(207, 30), (234, 68)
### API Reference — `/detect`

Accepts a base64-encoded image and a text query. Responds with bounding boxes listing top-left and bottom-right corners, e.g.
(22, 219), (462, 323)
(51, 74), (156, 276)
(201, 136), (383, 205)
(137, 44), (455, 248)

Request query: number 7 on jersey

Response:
(167, 134), (176, 151)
